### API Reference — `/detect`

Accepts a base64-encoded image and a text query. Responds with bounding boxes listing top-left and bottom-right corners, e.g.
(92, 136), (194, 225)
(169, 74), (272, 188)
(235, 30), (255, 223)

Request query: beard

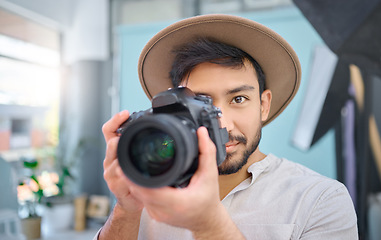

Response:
(218, 127), (262, 175)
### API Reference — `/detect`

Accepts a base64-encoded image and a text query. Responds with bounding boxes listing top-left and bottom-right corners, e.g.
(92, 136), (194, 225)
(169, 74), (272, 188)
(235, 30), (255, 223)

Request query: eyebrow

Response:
(192, 85), (255, 97)
(225, 85), (255, 95)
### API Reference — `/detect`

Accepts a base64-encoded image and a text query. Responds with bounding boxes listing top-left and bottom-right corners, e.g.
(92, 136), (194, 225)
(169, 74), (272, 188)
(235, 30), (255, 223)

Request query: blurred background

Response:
(0, 0), (380, 239)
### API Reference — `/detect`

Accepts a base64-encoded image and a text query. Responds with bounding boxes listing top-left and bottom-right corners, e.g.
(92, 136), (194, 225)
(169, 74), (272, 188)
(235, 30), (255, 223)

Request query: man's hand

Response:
(99, 110), (143, 240)
(102, 110), (144, 213)
(100, 113), (244, 240)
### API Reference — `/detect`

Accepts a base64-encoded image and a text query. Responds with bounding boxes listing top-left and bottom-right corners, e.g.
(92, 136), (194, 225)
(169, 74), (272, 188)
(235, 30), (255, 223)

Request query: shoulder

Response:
(244, 154), (350, 208)
(262, 154), (358, 238)
(256, 154), (339, 187)
(248, 154), (356, 219)
(262, 154), (350, 201)
(265, 154), (327, 177)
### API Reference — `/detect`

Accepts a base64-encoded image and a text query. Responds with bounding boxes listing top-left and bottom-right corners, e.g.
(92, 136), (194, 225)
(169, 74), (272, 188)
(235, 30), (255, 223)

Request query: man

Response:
(97, 14), (358, 239)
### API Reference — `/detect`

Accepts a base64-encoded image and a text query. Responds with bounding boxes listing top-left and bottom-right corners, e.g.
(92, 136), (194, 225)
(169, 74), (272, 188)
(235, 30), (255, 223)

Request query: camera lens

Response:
(117, 114), (198, 188)
(129, 128), (175, 177)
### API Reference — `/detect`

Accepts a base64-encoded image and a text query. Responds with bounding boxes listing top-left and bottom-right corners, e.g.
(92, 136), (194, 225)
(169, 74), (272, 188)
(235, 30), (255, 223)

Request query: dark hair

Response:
(170, 38), (266, 94)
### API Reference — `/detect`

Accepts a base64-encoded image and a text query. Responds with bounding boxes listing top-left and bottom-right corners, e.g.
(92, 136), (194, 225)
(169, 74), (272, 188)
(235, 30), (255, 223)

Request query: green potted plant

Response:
(17, 157), (44, 239)
(17, 137), (92, 236)
(17, 146), (76, 237)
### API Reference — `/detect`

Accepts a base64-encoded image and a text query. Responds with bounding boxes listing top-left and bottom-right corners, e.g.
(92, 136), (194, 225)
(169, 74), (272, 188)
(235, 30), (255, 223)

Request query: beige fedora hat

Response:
(138, 14), (301, 126)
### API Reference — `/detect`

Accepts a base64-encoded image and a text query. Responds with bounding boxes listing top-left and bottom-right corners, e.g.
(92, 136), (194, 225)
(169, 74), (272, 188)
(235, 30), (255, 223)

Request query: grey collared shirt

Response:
(96, 154), (358, 239)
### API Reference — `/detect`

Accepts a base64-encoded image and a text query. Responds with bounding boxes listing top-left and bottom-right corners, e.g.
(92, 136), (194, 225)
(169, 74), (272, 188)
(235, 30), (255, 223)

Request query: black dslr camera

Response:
(117, 87), (229, 188)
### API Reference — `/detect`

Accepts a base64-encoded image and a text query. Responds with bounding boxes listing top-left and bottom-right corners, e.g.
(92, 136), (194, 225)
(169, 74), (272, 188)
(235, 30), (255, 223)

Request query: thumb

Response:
(195, 126), (218, 175)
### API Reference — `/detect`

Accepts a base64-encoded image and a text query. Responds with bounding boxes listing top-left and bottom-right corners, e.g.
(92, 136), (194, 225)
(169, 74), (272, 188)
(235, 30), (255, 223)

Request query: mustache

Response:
(229, 134), (247, 145)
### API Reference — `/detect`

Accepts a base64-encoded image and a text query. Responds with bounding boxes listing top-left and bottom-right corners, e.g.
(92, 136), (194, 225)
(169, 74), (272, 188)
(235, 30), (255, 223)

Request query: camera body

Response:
(117, 87), (229, 188)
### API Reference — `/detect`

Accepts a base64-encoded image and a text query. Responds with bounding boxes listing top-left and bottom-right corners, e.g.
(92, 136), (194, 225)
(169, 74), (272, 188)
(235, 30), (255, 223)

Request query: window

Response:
(0, 8), (60, 159)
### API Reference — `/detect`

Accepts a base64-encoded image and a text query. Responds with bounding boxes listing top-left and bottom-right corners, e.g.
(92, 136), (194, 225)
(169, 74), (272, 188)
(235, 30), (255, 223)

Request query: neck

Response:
(218, 150), (267, 200)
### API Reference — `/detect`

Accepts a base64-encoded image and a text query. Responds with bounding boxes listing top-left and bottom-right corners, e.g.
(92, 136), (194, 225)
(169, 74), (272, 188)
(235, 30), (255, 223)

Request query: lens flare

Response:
(129, 128), (176, 177)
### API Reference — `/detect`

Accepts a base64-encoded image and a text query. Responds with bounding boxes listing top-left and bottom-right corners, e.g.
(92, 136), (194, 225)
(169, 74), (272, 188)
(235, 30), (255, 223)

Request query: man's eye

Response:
(231, 96), (247, 104)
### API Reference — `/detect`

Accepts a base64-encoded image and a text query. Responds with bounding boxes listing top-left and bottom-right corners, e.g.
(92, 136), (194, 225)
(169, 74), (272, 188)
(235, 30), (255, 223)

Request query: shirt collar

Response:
(223, 154), (273, 200)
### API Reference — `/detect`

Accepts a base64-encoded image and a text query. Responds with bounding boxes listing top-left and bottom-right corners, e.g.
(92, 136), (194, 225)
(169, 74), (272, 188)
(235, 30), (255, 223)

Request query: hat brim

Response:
(138, 14), (301, 126)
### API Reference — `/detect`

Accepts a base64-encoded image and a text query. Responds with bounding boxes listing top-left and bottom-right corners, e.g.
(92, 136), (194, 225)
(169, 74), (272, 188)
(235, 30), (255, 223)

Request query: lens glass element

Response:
(129, 128), (176, 177)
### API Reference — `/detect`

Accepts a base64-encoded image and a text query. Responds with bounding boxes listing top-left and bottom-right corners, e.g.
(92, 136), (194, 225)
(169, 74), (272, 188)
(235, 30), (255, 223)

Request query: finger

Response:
(102, 110), (130, 142)
(198, 126), (217, 167)
(104, 157), (121, 182)
(191, 127), (218, 181)
(103, 137), (120, 169)
(129, 183), (175, 205)
(104, 158), (134, 196)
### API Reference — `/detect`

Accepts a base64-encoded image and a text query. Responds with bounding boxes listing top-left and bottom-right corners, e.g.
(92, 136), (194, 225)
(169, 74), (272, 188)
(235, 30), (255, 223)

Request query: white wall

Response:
(62, 0), (109, 64)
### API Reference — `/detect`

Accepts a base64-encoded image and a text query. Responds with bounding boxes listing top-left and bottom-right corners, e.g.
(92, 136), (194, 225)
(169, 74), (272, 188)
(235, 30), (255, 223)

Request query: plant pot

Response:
(41, 196), (74, 236)
(21, 216), (41, 240)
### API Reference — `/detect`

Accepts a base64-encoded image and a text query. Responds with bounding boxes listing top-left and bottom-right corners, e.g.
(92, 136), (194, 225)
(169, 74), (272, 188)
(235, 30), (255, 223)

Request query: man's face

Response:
(182, 61), (272, 175)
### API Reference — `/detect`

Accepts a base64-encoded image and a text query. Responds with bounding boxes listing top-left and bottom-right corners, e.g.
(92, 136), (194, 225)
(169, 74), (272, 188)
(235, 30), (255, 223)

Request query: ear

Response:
(260, 89), (272, 122)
